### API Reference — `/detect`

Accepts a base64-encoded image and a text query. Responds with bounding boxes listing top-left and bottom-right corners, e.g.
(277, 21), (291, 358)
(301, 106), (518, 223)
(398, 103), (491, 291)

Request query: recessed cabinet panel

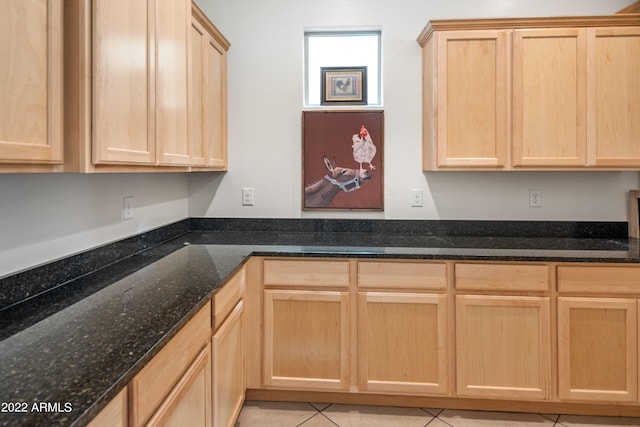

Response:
(557, 265), (640, 295)
(92, 0), (154, 164)
(129, 301), (211, 427)
(557, 297), (637, 402)
(263, 259), (350, 288)
(213, 301), (245, 427)
(588, 27), (640, 167)
(512, 29), (587, 167)
(264, 290), (350, 390)
(358, 261), (447, 290)
(146, 346), (212, 427)
(190, 4), (229, 170)
(358, 292), (449, 394)
(426, 31), (508, 169)
(455, 263), (549, 292)
(0, 0), (63, 166)
(204, 36), (227, 168)
(456, 295), (551, 400)
(156, 0), (190, 166)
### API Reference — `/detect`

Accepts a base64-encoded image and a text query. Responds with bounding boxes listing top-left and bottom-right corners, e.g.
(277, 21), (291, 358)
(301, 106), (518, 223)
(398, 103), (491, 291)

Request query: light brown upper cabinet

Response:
(587, 27), (640, 167)
(0, 0), (64, 172)
(64, 0), (229, 172)
(190, 4), (230, 170)
(421, 30), (509, 169)
(418, 15), (640, 171)
(512, 28), (587, 167)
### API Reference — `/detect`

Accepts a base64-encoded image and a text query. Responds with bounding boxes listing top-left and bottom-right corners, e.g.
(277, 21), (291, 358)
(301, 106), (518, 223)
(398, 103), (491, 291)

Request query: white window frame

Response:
(304, 30), (382, 107)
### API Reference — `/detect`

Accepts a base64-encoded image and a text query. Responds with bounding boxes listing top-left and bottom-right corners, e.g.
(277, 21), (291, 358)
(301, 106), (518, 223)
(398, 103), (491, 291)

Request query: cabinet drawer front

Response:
(558, 265), (640, 294)
(358, 261), (447, 290)
(130, 301), (211, 427)
(263, 259), (350, 288)
(213, 268), (245, 330)
(455, 263), (549, 292)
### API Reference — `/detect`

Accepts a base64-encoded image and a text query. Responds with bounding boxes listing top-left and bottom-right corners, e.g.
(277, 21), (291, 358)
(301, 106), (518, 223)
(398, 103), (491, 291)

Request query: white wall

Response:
(0, 173), (189, 277)
(190, 0), (640, 220)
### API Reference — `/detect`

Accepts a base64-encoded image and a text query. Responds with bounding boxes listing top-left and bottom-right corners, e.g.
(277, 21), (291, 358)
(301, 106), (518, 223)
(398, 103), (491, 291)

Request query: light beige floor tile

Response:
(299, 413), (338, 426)
(437, 409), (555, 427)
(428, 417), (454, 427)
(235, 401), (317, 427)
(321, 404), (433, 427)
(557, 414), (640, 427)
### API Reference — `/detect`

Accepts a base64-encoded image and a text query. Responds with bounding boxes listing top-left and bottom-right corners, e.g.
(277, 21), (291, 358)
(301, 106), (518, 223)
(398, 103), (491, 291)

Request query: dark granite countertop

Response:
(1, 225), (639, 427)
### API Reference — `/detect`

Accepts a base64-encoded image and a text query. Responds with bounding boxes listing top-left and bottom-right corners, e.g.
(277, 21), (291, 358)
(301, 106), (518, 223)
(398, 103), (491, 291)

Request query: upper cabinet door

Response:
(155, 0), (191, 166)
(0, 0), (63, 166)
(512, 29), (587, 167)
(92, 0), (154, 165)
(189, 4), (229, 170)
(587, 27), (640, 167)
(428, 30), (509, 169)
(203, 35), (228, 169)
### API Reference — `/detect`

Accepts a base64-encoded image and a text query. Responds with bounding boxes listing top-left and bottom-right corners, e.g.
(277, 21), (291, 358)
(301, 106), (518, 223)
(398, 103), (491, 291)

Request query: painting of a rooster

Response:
(352, 124), (376, 173)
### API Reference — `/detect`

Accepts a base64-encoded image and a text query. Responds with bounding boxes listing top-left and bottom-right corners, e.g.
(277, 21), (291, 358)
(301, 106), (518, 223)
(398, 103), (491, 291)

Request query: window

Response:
(305, 31), (382, 106)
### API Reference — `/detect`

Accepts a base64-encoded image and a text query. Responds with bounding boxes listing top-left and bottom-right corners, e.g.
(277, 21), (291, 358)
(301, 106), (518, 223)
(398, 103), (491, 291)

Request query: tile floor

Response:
(235, 401), (640, 427)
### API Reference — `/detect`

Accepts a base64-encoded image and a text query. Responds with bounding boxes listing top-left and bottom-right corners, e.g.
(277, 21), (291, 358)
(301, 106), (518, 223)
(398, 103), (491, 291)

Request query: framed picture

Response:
(321, 66), (367, 105)
(302, 110), (383, 210)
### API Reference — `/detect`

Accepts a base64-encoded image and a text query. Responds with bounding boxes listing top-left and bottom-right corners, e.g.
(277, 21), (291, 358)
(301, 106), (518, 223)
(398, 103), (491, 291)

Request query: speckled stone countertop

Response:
(1, 221), (639, 427)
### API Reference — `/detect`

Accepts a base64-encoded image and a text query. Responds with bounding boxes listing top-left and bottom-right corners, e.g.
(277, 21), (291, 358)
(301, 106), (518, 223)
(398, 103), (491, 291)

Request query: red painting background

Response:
(303, 111), (383, 210)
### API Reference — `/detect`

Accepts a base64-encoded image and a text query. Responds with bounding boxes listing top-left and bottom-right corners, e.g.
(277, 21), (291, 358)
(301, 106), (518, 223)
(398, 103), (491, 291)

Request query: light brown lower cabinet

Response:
(88, 258), (640, 426)
(129, 301), (211, 426)
(212, 300), (245, 427)
(558, 297), (637, 402)
(146, 346), (212, 427)
(455, 295), (551, 400)
(263, 289), (351, 391)
(357, 292), (449, 395)
(556, 264), (640, 403)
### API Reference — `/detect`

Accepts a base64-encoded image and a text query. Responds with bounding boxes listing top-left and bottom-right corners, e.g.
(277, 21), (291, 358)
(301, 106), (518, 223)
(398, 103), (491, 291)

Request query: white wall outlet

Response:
(529, 189), (542, 208)
(411, 188), (423, 207)
(122, 196), (134, 220)
(242, 187), (254, 206)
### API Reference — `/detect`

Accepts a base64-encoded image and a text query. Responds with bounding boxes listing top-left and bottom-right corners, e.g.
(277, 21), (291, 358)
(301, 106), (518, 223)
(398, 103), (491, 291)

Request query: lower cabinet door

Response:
(213, 300), (245, 427)
(358, 292), (449, 395)
(558, 297), (638, 402)
(456, 295), (551, 400)
(146, 346), (211, 427)
(263, 289), (350, 390)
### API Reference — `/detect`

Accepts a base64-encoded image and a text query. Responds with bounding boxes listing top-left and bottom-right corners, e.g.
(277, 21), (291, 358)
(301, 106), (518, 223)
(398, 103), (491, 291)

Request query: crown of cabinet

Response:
(418, 14), (640, 171)
(417, 15), (640, 46)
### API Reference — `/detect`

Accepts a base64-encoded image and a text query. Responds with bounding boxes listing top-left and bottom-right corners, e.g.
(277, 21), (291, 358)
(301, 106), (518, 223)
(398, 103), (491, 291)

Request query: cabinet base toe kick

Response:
(245, 389), (640, 418)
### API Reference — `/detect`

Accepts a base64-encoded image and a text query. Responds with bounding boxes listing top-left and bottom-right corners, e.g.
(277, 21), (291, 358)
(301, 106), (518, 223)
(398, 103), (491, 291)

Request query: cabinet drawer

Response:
(455, 263), (549, 292)
(129, 301), (211, 427)
(558, 265), (640, 295)
(213, 268), (245, 330)
(358, 261), (447, 290)
(263, 259), (350, 288)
